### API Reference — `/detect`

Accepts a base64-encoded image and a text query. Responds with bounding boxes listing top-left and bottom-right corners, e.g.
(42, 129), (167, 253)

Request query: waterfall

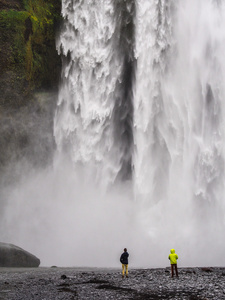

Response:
(133, 0), (175, 202)
(133, 0), (225, 209)
(1, 0), (225, 268)
(55, 0), (225, 206)
(54, 0), (135, 188)
(52, 0), (225, 264)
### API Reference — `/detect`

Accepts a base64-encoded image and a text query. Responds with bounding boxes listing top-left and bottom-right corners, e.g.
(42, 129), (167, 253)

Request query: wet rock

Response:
(165, 269), (170, 273)
(0, 242), (40, 267)
(201, 267), (213, 273)
(0, 267), (225, 299)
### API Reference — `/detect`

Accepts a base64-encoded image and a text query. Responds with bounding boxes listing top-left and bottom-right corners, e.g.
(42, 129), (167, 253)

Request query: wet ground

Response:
(0, 267), (225, 299)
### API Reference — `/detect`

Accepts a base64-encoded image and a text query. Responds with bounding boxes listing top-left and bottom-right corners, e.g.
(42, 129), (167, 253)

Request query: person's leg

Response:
(122, 264), (125, 277)
(125, 264), (128, 277)
(175, 264), (178, 277)
(171, 264), (174, 277)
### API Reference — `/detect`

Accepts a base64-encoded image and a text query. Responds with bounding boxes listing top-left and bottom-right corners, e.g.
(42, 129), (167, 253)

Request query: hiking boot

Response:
(126, 275), (129, 278)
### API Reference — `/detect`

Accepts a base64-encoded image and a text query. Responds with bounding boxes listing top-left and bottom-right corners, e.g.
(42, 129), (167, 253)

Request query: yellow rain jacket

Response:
(168, 249), (178, 264)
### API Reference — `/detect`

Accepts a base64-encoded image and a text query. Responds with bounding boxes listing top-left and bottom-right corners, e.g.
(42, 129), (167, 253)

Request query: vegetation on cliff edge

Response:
(0, 0), (61, 108)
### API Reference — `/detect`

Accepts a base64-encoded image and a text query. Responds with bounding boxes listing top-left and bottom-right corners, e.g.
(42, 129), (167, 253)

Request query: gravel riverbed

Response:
(0, 267), (225, 299)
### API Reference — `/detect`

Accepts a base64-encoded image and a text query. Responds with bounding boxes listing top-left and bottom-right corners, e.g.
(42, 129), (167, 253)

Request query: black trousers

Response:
(171, 264), (178, 277)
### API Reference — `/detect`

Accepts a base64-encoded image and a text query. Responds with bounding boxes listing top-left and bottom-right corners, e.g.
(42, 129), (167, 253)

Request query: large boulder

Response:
(0, 242), (40, 267)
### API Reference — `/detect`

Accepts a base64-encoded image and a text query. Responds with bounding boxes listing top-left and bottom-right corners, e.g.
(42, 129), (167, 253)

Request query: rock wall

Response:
(0, 0), (61, 108)
(0, 0), (61, 176)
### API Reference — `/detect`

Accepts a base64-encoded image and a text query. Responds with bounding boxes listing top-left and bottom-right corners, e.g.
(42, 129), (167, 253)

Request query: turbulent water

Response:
(55, 0), (225, 202)
(54, 0), (135, 187)
(1, 0), (225, 268)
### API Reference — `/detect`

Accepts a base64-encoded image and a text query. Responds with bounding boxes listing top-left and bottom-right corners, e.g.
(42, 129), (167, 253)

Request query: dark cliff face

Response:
(0, 0), (61, 108)
(0, 0), (61, 180)
(0, 0), (23, 10)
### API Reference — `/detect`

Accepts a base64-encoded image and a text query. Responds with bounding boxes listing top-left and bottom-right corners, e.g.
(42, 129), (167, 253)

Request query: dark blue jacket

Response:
(120, 252), (129, 264)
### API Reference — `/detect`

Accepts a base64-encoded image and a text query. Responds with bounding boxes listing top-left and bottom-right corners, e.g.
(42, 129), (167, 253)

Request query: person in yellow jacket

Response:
(168, 249), (178, 277)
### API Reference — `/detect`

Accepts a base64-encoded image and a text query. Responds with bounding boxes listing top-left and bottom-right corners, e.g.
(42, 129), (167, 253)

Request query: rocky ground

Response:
(0, 267), (225, 299)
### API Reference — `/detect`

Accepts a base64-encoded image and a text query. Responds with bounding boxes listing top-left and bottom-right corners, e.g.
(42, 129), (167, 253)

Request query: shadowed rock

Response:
(0, 242), (40, 267)
(201, 267), (213, 273)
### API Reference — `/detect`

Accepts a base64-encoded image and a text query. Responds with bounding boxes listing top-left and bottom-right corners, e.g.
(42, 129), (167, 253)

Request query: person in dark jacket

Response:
(120, 248), (129, 278)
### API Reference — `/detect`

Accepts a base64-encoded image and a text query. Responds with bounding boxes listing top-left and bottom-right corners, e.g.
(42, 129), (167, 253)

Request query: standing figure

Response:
(120, 248), (129, 278)
(168, 249), (178, 278)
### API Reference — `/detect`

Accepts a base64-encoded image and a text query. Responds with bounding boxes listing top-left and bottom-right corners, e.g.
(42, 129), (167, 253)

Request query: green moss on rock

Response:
(0, 0), (61, 108)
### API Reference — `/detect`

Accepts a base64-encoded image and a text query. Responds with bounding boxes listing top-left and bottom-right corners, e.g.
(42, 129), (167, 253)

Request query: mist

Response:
(1, 152), (225, 268)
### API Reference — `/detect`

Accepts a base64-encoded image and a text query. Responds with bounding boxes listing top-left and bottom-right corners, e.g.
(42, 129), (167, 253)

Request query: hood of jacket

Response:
(170, 249), (175, 254)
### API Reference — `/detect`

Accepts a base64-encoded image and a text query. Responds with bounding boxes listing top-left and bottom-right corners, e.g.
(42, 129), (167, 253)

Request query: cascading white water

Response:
(133, 0), (174, 202)
(54, 0), (135, 188)
(55, 0), (225, 204)
(134, 0), (225, 207)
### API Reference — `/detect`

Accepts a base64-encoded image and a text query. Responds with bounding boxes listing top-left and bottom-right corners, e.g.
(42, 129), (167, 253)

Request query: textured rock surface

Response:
(0, 267), (225, 299)
(0, 242), (40, 267)
(0, 0), (23, 10)
(0, 0), (61, 108)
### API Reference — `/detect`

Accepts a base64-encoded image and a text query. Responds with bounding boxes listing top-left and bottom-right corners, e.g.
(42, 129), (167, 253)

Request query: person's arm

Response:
(120, 254), (123, 263)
